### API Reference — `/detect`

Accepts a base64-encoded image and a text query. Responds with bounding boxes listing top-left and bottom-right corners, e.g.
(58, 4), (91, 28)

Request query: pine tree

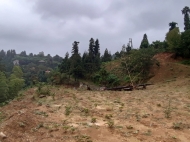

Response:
(70, 41), (83, 81)
(72, 41), (79, 55)
(102, 48), (112, 62)
(89, 38), (94, 57)
(94, 39), (100, 57)
(140, 34), (149, 49)
(59, 52), (70, 74)
(182, 6), (190, 31)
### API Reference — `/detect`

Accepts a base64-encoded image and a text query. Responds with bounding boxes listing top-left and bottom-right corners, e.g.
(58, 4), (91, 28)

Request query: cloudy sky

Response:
(0, 0), (189, 57)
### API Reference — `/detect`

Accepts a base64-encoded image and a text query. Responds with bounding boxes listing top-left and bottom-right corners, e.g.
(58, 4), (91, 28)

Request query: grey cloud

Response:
(34, 0), (104, 20)
(0, 0), (190, 57)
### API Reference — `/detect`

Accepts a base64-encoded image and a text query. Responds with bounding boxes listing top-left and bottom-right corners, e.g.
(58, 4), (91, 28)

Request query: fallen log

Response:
(105, 83), (154, 91)
(106, 85), (133, 91)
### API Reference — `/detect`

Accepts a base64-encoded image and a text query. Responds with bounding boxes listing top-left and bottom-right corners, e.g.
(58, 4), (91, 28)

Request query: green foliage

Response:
(165, 27), (181, 53)
(150, 40), (168, 50)
(8, 66), (25, 99)
(180, 29), (190, 57)
(93, 66), (120, 87)
(49, 70), (67, 85)
(180, 60), (190, 65)
(106, 74), (120, 87)
(140, 34), (149, 49)
(169, 22), (178, 31)
(72, 41), (79, 55)
(101, 48), (112, 62)
(182, 6), (190, 31)
(0, 72), (9, 103)
(36, 84), (51, 96)
(8, 78), (25, 99)
(65, 106), (72, 116)
(121, 48), (157, 83)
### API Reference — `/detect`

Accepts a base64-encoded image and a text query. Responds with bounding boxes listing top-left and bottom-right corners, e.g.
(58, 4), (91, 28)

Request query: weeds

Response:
(105, 114), (112, 119)
(34, 110), (48, 117)
(65, 106), (72, 116)
(106, 120), (114, 128)
(0, 112), (6, 123)
(91, 117), (97, 123)
(164, 99), (172, 118)
(81, 108), (89, 116)
(74, 135), (92, 142)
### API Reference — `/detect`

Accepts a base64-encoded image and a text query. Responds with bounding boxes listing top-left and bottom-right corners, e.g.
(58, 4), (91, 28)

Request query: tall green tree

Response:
(165, 27), (181, 53)
(182, 6), (190, 31)
(12, 65), (24, 78)
(94, 39), (100, 57)
(89, 38), (94, 57)
(140, 34), (149, 49)
(8, 66), (25, 99)
(0, 72), (9, 103)
(70, 41), (84, 81)
(59, 52), (70, 74)
(72, 41), (79, 55)
(180, 29), (190, 57)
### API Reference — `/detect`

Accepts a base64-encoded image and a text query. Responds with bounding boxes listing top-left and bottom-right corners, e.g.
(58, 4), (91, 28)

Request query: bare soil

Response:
(0, 53), (190, 142)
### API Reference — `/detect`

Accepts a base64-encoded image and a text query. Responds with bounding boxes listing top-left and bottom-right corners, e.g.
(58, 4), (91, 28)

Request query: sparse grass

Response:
(34, 110), (48, 117)
(0, 111), (6, 123)
(74, 135), (92, 142)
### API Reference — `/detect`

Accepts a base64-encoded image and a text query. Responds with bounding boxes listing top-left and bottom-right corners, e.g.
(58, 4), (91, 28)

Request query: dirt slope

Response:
(0, 53), (190, 142)
(149, 52), (190, 83)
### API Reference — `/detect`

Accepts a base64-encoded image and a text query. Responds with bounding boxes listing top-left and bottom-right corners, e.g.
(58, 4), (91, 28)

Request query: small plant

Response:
(62, 125), (70, 133)
(144, 129), (152, 136)
(119, 106), (123, 112)
(126, 125), (133, 129)
(105, 114), (112, 119)
(106, 120), (114, 128)
(81, 108), (89, 116)
(51, 92), (55, 101)
(173, 122), (183, 130)
(65, 106), (72, 116)
(18, 122), (26, 127)
(91, 118), (97, 123)
(36, 84), (51, 96)
(164, 99), (172, 118)
(32, 123), (44, 131)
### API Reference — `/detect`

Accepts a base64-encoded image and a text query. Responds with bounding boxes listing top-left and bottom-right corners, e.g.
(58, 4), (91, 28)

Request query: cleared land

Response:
(0, 53), (190, 142)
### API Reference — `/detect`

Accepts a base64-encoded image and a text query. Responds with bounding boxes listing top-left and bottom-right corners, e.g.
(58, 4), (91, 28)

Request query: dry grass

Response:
(0, 77), (190, 142)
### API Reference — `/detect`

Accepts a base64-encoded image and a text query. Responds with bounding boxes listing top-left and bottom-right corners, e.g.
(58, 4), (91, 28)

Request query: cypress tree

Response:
(140, 34), (149, 49)
(182, 6), (190, 31)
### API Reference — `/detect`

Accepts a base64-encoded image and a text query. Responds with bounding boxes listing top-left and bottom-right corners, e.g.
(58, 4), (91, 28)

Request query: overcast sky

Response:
(0, 0), (189, 57)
